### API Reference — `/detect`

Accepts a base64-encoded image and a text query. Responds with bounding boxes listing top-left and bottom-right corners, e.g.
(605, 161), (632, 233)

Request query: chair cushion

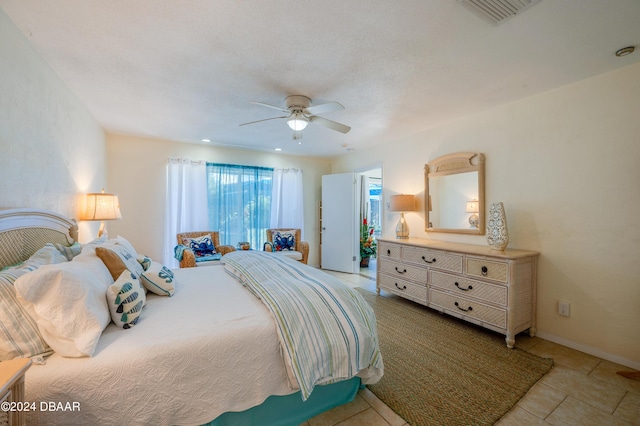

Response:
(271, 231), (296, 251)
(182, 234), (217, 259)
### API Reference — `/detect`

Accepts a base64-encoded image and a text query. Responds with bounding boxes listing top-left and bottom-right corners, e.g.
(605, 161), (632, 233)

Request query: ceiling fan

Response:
(239, 95), (351, 140)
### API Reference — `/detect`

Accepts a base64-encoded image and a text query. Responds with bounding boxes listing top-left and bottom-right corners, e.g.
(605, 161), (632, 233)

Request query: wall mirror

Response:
(424, 152), (485, 235)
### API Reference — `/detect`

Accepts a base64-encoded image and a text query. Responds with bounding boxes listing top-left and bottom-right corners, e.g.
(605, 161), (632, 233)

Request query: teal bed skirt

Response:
(203, 377), (361, 426)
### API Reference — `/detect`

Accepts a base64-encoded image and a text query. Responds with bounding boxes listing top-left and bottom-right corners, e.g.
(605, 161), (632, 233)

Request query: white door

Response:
(321, 173), (359, 273)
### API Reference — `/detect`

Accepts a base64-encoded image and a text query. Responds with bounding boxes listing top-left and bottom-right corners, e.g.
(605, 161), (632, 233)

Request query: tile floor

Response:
(304, 263), (640, 426)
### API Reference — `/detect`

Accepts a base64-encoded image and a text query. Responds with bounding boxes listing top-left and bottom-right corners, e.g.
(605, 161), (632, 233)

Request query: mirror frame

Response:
(424, 152), (485, 235)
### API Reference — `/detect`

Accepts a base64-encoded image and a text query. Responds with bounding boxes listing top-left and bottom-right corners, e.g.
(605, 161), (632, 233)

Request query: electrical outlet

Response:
(558, 301), (570, 317)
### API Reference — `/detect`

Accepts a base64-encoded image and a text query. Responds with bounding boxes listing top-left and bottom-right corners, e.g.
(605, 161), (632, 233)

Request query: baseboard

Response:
(536, 331), (640, 371)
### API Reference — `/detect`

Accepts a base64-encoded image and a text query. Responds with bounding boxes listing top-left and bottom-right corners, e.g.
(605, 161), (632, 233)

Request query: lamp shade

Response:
(466, 200), (479, 213)
(390, 194), (416, 212)
(84, 191), (122, 221)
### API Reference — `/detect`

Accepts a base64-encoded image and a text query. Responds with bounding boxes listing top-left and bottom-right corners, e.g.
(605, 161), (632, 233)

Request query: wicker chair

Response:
(263, 228), (309, 264)
(176, 231), (235, 268)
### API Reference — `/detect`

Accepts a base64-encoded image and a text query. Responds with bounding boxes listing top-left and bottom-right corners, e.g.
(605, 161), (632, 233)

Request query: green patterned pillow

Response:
(137, 255), (152, 271)
(0, 268), (52, 361)
(140, 261), (175, 296)
(107, 271), (146, 329)
(54, 241), (82, 261)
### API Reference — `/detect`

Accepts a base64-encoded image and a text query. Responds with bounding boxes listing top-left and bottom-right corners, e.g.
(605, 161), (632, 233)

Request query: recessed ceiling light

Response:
(615, 46), (635, 57)
(274, 148), (282, 151)
(201, 138), (211, 143)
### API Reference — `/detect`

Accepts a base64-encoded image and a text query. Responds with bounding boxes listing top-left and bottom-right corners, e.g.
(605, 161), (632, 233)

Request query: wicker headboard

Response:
(0, 208), (78, 268)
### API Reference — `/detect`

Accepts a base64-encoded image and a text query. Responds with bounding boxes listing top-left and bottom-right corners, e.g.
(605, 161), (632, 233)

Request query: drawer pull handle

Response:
(454, 302), (473, 312)
(395, 267), (407, 274)
(454, 282), (473, 291)
(387, 249), (391, 256)
(395, 282), (407, 290)
(481, 266), (488, 276)
(421, 256), (436, 264)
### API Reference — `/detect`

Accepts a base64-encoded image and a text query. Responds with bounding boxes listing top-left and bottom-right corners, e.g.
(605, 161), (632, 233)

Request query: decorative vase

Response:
(360, 257), (370, 268)
(487, 202), (509, 251)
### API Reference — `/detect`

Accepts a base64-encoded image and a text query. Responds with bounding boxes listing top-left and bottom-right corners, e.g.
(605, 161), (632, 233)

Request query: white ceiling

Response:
(2, 1), (639, 157)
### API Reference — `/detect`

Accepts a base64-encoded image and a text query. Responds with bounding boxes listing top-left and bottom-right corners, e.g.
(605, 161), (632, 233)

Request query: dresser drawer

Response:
(402, 246), (463, 273)
(378, 242), (401, 260)
(430, 271), (507, 306)
(466, 257), (508, 283)
(379, 274), (427, 303)
(429, 289), (507, 329)
(379, 259), (427, 283)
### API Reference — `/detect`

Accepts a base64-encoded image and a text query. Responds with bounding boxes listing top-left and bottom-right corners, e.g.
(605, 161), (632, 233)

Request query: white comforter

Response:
(24, 266), (296, 426)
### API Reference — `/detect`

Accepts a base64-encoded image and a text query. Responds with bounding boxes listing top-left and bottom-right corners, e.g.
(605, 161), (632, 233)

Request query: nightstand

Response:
(0, 358), (32, 426)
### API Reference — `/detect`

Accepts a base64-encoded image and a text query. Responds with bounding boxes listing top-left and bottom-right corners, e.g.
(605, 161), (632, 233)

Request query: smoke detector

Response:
(457, 0), (541, 26)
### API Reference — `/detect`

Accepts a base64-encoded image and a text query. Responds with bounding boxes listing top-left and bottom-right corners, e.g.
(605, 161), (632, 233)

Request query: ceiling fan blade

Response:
(305, 101), (344, 115)
(292, 130), (303, 141)
(250, 101), (289, 113)
(239, 115), (288, 126)
(309, 115), (351, 134)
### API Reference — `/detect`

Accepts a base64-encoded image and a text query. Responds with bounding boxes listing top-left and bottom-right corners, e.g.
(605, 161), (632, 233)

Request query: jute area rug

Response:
(358, 289), (553, 426)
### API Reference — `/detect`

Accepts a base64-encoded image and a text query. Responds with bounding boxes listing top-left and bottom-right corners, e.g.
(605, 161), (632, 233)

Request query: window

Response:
(206, 163), (273, 250)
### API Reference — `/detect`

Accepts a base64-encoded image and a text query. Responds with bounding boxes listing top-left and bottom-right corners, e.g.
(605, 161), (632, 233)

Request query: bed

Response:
(0, 208), (383, 425)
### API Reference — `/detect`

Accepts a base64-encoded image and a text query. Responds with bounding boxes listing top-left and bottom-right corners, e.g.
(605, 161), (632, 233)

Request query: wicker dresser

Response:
(376, 238), (539, 348)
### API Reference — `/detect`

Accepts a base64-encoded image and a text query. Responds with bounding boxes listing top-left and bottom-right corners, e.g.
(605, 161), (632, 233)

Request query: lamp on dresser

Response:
(466, 200), (479, 229)
(390, 194), (416, 239)
(82, 188), (122, 238)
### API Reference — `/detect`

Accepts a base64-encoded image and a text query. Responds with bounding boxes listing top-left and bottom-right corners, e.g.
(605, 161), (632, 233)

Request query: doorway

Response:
(357, 166), (382, 279)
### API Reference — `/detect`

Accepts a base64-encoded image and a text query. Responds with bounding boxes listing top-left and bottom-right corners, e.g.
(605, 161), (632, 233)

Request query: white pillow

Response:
(140, 261), (175, 296)
(114, 235), (139, 258)
(106, 271), (146, 329)
(14, 254), (113, 357)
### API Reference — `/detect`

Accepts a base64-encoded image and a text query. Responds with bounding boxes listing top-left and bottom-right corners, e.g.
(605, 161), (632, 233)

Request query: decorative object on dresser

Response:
(425, 152), (485, 235)
(82, 188), (122, 237)
(389, 194), (416, 239)
(376, 238), (538, 348)
(466, 199), (480, 229)
(487, 201), (509, 251)
(0, 358), (32, 426)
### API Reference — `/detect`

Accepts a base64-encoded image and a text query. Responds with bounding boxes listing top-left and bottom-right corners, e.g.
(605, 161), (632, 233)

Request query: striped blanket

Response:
(223, 251), (383, 400)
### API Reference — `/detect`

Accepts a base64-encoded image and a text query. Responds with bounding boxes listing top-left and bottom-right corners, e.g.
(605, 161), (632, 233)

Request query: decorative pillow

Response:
(96, 245), (144, 281)
(78, 235), (110, 256)
(0, 268), (52, 361)
(114, 236), (139, 258)
(55, 241), (82, 261)
(182, 234), (217, 258)
(14, 254), (113, 357)
(106, 271), (146, 329)
(140, 261), (175, 296)
(272, 231), (296, 251)
(137, 255), (152, 271)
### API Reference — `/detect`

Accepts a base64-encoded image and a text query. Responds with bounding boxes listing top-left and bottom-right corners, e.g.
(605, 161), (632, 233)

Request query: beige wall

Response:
(0, 8), (106, 242)
(332, 63), (640, 369)
(105, 134), (332, 266)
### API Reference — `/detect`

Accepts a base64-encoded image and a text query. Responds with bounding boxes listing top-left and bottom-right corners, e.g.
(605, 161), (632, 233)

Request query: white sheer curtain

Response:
(163, 158), (208, 267)
(270, 168), (304, 237)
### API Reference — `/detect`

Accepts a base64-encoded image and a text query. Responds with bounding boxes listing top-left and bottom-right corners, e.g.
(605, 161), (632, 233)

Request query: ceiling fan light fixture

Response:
(287, 114), (308, 131)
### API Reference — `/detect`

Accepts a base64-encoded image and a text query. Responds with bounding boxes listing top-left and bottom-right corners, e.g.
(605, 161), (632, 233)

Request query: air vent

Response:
(457, 0), (541, 26)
